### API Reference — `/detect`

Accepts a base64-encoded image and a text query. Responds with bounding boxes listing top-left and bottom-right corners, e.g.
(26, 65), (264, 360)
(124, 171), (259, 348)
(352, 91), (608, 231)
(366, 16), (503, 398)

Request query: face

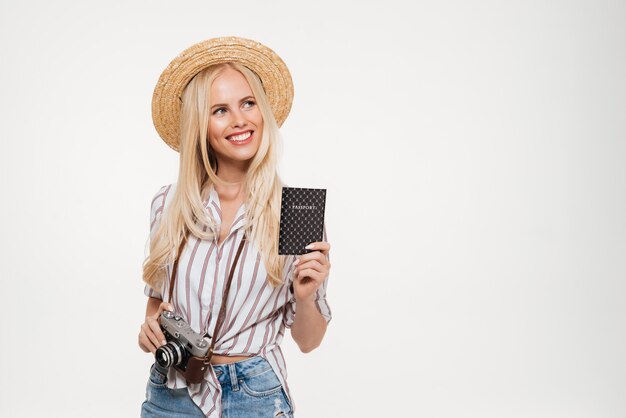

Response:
(207, 67), (264, 170)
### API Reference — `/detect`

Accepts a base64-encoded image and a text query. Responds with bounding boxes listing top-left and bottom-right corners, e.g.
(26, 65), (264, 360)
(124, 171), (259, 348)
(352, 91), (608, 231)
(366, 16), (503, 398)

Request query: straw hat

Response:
(152, 36), (294, 151)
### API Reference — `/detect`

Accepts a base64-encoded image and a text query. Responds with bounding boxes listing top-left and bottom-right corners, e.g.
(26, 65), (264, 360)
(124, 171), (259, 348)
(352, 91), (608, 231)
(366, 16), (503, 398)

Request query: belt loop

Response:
(229, 363), (239, 391)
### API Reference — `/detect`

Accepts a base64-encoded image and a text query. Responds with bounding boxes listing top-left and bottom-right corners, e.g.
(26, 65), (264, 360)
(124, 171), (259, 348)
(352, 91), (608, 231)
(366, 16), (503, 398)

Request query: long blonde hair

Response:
(143, 62), (286, 291)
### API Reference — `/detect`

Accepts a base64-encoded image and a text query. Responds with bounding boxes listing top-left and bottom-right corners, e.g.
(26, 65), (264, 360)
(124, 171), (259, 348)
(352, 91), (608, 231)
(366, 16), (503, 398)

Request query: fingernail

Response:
(293, 258), (300, 266)
(161, 340), (167, 345)
(305, 244), (314, 249)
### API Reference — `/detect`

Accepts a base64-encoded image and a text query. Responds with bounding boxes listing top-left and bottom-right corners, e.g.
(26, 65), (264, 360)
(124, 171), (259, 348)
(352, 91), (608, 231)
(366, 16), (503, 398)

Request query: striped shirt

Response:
(144, 183), (331, 417)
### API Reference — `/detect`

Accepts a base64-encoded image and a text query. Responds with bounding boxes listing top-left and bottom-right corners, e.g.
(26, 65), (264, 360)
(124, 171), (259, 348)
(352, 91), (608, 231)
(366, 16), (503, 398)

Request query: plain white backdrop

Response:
(1, 1), (625, 417)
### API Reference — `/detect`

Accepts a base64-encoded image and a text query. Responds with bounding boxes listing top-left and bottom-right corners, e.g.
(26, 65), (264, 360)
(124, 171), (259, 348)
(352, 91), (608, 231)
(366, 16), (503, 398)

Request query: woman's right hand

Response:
(138, 301), (174, 354)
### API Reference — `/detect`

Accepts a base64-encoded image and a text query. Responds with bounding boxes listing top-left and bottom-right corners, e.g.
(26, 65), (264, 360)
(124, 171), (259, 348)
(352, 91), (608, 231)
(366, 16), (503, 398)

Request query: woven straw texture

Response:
(152, 36), (294, 151)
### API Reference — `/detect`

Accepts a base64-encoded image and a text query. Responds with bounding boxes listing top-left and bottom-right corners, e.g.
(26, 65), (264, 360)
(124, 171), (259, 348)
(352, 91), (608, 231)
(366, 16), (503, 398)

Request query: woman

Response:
(138, 37), (332, 418)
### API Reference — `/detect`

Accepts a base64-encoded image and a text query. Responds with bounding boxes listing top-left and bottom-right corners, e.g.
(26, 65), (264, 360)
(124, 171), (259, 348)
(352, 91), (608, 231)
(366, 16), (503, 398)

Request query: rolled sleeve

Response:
(144, 283), (162, 299)
(282, 272), (332, 328)
(142, 184), (170, 300)
(313, 277), (332, 324)
(317, 221), (332, 323)
(149, 185), (170, 242)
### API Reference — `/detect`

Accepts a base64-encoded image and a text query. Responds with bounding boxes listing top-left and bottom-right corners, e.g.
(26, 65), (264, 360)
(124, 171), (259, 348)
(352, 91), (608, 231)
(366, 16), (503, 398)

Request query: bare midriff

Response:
(210, 354), (254, 365)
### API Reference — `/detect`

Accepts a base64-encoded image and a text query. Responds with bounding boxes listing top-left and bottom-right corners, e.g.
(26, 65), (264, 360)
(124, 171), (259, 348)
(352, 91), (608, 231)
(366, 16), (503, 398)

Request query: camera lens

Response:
(155, 340), (186, 368)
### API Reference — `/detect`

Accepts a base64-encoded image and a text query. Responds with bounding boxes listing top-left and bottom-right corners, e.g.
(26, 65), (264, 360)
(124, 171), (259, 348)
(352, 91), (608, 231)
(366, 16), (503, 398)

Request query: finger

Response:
(305, 241), (330, 256)
(141, 322), (161, 350)
(138, 333), (148, 352)
(139, 329), (157, 354)
(156, 302), (174, 317)
(145, 318), (167, 347)
(293, 251), (329, 268)
(295, 259), (325, 274)
(160, 302), (174, 312)
(148, 317), (167, 345)
(139, 336), (156, 354)
(294, 267), (323, 283)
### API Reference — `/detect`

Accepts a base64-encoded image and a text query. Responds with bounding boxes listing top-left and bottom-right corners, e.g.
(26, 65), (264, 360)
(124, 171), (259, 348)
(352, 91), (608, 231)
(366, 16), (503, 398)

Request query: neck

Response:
(214, 161), (249, 202)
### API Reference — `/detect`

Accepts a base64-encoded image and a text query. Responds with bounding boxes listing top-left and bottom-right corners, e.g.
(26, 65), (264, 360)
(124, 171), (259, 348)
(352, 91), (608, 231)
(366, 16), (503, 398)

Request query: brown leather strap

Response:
(207, 232), (247, 359)
(166, 230), (248, 361)
(167, 233), (188, 304)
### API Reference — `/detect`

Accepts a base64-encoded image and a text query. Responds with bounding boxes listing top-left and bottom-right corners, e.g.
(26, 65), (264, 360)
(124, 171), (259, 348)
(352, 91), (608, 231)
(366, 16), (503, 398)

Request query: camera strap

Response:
(167, 230), (248, 364)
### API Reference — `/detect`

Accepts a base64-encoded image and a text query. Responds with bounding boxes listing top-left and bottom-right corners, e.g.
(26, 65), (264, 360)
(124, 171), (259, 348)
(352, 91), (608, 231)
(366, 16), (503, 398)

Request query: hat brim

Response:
(152, 36), (294, 151)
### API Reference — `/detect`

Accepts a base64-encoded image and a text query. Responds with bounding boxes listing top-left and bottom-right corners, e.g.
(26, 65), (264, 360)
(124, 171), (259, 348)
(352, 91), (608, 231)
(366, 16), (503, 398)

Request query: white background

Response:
(1, 1), (625, 417)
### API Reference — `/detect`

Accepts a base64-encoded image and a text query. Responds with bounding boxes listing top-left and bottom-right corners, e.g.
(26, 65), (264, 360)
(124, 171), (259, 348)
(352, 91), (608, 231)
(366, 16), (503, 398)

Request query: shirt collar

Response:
(205, 183), (247, 235)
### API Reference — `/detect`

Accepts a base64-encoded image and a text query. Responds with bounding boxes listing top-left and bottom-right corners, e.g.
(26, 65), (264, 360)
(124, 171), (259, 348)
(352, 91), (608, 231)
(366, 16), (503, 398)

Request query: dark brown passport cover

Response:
(278, 187), (327, 255)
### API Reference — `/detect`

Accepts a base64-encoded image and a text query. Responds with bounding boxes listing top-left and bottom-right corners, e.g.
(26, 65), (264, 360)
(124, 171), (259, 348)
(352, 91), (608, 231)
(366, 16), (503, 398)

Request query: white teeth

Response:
(227, 131), (252, 141)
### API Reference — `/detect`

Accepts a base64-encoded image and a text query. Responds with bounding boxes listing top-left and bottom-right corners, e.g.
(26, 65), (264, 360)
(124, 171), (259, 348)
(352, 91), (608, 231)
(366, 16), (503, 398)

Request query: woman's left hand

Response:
(292, 241), (331, 302)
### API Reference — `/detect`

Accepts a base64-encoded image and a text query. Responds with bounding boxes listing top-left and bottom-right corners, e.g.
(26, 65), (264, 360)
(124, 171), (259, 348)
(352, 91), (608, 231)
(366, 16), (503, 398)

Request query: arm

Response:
(145, 296), (163, 317)
(290, 295), (328, 352)
(289, 241), (332, 353)
(138, 185), (174, 353)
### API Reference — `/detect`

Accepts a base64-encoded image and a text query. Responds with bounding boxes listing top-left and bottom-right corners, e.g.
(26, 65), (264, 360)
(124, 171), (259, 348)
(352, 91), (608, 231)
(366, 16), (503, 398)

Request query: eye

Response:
(243, 100), (256, 108)
(212, 107), (226, 116)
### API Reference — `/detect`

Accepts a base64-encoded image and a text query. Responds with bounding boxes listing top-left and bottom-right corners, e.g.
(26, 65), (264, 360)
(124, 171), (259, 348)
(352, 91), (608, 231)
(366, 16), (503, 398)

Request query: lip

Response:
(225, 129), (254, 145)
(226, 129), (253, 138)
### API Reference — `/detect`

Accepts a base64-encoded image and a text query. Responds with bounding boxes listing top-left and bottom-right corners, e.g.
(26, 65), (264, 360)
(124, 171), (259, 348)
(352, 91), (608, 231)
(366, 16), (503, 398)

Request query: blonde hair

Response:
(143, 62), (286, 291)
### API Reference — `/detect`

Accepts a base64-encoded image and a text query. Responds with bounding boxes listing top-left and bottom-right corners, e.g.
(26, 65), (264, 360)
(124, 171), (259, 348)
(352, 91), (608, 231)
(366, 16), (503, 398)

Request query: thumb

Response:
(158, 302), (174, 314)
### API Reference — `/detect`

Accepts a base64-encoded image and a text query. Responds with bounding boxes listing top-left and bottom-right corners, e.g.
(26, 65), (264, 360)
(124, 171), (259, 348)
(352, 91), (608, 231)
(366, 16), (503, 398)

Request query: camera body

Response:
(155, 311), (210, 371)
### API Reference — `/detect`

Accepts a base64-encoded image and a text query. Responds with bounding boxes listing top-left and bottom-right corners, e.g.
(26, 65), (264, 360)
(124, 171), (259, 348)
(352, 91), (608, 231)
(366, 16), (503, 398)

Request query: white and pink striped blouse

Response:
(143, 183), (331, 418)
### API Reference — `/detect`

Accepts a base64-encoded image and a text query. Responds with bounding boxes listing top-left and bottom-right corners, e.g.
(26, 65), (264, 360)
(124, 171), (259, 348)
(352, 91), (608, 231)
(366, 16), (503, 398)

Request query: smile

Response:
(226, 130), (253, 144)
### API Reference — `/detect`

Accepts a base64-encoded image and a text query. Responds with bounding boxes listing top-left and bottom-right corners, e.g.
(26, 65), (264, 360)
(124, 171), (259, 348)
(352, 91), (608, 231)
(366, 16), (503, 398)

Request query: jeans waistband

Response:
(211, 356), (271, 387)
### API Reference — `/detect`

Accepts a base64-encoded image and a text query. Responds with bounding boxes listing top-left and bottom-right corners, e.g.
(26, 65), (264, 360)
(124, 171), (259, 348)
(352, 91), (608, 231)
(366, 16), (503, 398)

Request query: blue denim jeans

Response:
(140, 356), (293, 418)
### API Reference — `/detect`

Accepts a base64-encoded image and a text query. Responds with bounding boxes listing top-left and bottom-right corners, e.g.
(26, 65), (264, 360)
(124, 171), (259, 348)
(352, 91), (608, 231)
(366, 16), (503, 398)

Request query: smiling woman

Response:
(138, 37), (333, 418)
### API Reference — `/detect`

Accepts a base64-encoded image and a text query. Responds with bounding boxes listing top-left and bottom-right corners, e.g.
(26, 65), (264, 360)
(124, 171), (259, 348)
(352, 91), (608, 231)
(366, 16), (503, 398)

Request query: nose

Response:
(230, 108), (247, 128)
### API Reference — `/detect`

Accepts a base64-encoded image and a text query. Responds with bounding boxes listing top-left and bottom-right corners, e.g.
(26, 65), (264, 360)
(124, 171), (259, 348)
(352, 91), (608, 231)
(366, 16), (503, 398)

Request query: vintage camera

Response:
(155, 311), (210, 371)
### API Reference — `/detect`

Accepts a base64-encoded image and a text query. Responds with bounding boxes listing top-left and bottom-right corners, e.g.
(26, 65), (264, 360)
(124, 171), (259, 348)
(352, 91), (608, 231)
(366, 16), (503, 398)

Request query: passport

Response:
(278, 187), (327, 255)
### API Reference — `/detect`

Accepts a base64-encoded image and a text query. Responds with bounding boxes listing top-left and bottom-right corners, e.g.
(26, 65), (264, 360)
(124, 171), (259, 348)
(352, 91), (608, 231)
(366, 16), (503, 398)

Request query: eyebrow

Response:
(210, 96), (255, 109)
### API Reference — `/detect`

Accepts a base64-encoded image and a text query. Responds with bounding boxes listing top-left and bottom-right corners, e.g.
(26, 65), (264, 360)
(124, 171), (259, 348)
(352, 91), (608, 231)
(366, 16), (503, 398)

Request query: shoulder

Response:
(151, 183), (177, 206)
(149, 183), (177, 222)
